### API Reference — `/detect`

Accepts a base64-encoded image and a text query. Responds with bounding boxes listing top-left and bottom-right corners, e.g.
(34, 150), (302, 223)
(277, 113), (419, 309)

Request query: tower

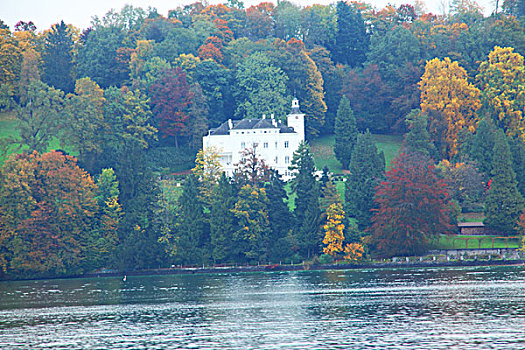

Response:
(287, 98), (305, 141)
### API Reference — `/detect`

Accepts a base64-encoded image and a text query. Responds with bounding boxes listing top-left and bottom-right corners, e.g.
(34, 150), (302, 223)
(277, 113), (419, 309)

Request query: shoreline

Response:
(3, 259), (524, 282)
(85, 258), (525, 279)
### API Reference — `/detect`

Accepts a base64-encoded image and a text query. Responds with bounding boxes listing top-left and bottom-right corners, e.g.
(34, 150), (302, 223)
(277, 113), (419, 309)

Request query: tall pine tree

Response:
(403, 109), (437, 159)
(42, 21), (74, 93)
(345, 131), (385, 230)
(209, 174), (238, 264)
(484, 130), (524, 235)
(332, 1), (369, 67)
(290, 141), (321, 259)
(334, 95), (358, 169)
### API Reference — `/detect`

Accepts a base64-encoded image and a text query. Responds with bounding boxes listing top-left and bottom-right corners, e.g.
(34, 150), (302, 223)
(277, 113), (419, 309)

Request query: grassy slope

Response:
(310, 134), (403, 173)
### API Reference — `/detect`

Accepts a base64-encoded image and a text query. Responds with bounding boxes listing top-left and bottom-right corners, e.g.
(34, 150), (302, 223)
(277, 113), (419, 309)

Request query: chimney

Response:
(271, 113), (274, 119)
(262, 114), (266, 119)
(228, 119), (233, 129)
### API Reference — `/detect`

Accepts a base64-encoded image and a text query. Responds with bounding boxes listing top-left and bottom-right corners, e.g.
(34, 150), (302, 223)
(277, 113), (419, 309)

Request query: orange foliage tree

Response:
(0, 151), (99, 277)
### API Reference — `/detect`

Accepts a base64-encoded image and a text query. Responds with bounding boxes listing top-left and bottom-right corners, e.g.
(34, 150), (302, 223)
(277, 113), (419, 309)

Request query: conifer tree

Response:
(332, 1), (369, 67)
(42, 21), (74, 93)
(209, 174), (238, 264)
(484, 130), (524, 235)
(403, 109), (437, 159)
(469, 118), (497, 176)
(345, 131), (385, 230)
(290, 141), (321, 258)
(509, 136), (525, 198)
(334, 95), (358, 169)
(168, 174), (210, 265)
(265, 172), (293, 261)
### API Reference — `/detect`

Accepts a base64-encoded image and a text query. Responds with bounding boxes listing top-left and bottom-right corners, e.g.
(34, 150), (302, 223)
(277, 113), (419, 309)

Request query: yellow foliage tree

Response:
(343, 242), (364, 261)
(192, 146), (224, 205)
(476, 46), (525, 141)
(419, 57), (481, 157)
(322, 202), (345, 257)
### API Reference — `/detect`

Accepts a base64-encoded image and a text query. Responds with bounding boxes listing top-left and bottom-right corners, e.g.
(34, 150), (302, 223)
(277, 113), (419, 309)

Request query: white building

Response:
(202, 98), (305, 180)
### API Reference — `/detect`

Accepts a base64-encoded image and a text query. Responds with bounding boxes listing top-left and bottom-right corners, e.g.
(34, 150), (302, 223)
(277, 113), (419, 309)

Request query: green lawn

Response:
(310, 134), (403, 173)
(0, 110), (77, 164)
(435, 235), (521, 249)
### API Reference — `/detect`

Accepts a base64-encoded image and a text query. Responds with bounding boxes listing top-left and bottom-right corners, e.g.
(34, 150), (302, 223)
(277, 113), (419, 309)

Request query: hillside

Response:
(310, 134), (403, 173)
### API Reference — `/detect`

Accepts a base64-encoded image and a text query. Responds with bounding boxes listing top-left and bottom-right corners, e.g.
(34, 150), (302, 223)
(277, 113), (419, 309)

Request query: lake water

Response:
(1, 266), (525, 349)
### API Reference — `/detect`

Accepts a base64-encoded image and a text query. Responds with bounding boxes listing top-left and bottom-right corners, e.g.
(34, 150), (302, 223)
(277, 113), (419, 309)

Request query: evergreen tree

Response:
(265, 172), (293, 261)
(345, 131), (385, 230)
(509, 136), (525, 198)
(42, 21), (75, 93)
(484, 130), (524, 235)
(209, 174), (238, 263)
(469, 118), (497, 176)
(290, 141), (321, 259)
(172, 174), (210, 265)
(403, 109), (437, 159)
(334, 95), (358, 169)
(332, 1), (369, 67)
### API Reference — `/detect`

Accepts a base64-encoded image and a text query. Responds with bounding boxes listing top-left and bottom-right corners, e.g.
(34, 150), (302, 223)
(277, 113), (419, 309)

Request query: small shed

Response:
(458, 222), (491, 235)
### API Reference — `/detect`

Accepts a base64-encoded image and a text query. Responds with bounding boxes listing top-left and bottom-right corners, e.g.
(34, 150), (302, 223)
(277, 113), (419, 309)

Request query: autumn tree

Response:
(150, 67), (193, 147)
(231, 184), (271, 262)
(334, 95), (358, 169)
(233, 147), (272, 186)
(476, 46), (525, 141)
(245, 2), (275, 40)
(0, 151), (98, 278)
(368, 152), (454, 258)
(419, 57), (481, 157)
(0, 29), (22, 96)
(484, 130), (524, 235)
(322, 203), (345, 258)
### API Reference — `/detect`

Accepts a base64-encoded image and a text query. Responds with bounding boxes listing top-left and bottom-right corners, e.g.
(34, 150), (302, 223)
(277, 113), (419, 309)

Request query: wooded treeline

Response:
(1, 0), (525, 279)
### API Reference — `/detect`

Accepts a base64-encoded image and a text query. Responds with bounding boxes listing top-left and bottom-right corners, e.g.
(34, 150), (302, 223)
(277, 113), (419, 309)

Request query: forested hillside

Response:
(1, 0), (525, 279)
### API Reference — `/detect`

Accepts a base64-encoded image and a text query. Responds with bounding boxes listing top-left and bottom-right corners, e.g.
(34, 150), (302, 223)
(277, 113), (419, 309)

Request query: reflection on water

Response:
(1, 266), (525, 349)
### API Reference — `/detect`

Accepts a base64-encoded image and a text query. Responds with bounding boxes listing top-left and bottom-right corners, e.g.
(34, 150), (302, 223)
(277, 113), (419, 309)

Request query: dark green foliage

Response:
(265, 172), (293, 261)
(332, 1), (369, 67)
(484, 130), (524, 235)
(116, 152), (166, 270)
(403, 109), (437, 159)
(509, 136), (525, 198)
(209, 174), (238, 263)
(173, 174), (210, 265)
(334, 96), (358, 169)
(469, 118), (497, 175)
(42, 21), (75, 93)
(76, 26), (128, 88)
(290, 141), (321, 258)
(345, 131), (385, 230)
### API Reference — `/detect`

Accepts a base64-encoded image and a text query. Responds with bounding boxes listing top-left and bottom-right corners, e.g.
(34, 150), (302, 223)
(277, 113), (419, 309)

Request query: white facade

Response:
(202, 98), (305, 181)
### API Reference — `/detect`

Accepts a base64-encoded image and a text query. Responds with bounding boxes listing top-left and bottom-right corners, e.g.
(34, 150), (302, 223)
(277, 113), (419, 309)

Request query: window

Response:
(275, 156), (278, 164)
(264, 142), (268, 148)
(241, 142), (245, 148)
(285, 156), (290, 164)
(275, 141), (278, 148)
(284, 141), (289, 148)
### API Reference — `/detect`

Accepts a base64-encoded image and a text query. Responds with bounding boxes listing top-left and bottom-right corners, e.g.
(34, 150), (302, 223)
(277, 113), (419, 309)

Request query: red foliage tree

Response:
(245, 2), (275, 39)
(367, 152), (454, 258)
(150, 67), (194, 147)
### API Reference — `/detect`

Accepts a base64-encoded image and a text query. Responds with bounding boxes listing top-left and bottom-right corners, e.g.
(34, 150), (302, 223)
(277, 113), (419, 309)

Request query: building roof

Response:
(208, 117), (296, 136)
(457, 222), (485, 228)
